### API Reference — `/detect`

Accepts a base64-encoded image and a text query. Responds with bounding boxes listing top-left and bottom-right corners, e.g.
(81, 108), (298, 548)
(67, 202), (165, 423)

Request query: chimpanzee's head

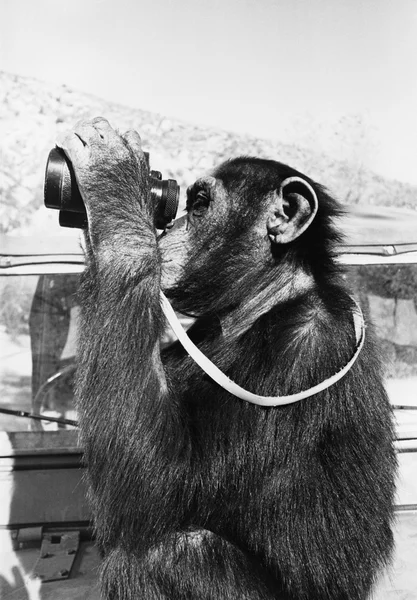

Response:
(159, 157), (342, 318)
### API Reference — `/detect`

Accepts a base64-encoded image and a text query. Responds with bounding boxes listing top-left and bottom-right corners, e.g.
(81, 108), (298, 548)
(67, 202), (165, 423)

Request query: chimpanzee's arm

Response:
(58, 118), (190, 552)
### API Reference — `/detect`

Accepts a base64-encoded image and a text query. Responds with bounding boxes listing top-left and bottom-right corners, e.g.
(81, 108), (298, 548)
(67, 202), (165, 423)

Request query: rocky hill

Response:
(1, 70), (416, 234)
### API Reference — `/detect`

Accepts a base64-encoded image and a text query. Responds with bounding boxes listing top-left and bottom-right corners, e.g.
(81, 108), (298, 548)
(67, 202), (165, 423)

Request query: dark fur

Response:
(76, 156), (397, 600)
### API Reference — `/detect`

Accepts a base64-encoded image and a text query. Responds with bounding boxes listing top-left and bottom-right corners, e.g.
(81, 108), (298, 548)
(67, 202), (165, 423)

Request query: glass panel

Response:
(1, 264), (416, 438)
(346, 262), (417, 489)
(0, 274), (80, 432)
(346, 264), (417, 394)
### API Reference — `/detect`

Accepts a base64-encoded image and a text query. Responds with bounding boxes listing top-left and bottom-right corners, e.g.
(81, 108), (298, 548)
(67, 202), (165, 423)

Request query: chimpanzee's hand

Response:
(57, 117), (152, 247)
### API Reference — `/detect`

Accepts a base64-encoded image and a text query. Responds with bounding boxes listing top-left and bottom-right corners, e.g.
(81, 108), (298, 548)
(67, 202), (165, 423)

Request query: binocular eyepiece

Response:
(44, 148), (180, 230)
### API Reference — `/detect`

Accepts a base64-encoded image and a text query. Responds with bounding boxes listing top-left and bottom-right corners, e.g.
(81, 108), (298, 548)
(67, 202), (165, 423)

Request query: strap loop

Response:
(160, 291), (365, 407)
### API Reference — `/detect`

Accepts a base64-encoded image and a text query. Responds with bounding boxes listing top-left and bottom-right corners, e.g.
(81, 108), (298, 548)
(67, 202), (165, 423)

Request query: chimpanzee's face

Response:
(158, 172), (271, 292)
(157, 157), (321, 318)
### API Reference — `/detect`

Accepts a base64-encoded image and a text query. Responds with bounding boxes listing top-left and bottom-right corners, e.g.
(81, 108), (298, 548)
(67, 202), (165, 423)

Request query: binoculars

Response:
(44, 148), (180, 230)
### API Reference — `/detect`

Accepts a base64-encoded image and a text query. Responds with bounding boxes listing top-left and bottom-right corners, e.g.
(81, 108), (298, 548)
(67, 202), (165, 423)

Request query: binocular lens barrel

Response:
(44, 148), (180, 230)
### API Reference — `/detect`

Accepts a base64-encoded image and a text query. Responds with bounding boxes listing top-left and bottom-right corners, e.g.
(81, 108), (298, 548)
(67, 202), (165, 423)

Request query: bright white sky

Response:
(1, 0), (417, 184)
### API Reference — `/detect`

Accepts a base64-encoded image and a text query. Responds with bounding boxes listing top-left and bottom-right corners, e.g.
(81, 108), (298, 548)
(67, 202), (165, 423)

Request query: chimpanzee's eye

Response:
(187, 187), (210, 217)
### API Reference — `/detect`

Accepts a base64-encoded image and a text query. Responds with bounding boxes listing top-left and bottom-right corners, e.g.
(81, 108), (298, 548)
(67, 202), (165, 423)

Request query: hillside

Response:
(1, 70), (416, 234)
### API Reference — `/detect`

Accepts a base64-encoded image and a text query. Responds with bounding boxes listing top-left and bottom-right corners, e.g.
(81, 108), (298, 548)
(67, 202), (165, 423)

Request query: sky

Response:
(1, 0), (417, 185)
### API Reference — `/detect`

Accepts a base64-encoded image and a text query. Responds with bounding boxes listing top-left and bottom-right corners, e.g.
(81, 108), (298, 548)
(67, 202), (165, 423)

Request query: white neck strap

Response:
(160, 291), (365, 407)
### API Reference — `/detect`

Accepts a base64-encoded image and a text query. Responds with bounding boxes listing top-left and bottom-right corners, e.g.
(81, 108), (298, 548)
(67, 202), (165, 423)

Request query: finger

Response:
(56, 130), (83, 149)
(74, 121), (103, 147)
(55, 131), (86, 163)
(123, 130), (143, 156)
(92, 116), (111, 126)
(91, 117), (118, 143)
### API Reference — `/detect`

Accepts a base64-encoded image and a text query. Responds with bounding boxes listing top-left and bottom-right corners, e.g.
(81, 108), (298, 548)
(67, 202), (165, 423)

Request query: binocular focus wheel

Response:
(164, 180), (180, 221)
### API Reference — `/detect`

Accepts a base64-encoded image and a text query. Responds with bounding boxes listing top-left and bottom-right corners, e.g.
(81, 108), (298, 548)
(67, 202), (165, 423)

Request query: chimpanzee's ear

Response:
(267, 177), (318, 244)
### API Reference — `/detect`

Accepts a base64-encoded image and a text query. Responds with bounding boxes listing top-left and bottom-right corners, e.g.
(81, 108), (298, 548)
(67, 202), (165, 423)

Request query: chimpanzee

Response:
(58, 117), (397, 600)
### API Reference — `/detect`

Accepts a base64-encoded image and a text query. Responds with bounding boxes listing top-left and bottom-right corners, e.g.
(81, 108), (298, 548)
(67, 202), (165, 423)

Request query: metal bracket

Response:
(32, 529), (80, 582)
